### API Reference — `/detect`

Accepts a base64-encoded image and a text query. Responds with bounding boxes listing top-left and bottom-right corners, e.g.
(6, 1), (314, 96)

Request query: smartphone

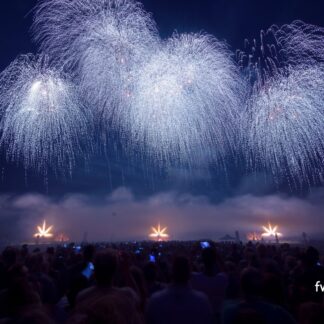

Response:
(82, 262), (94, 279)
(200, 241), (210, 249)
(149, 254), (156, 263)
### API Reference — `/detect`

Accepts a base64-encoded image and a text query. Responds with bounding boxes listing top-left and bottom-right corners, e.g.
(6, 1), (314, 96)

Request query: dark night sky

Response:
(0, 0), (323, 197)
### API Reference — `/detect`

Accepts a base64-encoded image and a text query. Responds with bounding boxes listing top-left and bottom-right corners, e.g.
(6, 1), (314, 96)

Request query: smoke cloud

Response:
(0, 187), (323, 243)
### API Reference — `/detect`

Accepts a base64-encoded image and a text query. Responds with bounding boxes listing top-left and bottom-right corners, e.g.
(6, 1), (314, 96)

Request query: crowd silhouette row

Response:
(0, 241), (324, 323)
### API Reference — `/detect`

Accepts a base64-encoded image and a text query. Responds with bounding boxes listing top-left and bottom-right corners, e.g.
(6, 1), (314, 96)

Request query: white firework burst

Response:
(0, 54), (88, 173)
(129, 33), (245, 166)
(32, 0), (158, 122)
(246, 65), (324, 185)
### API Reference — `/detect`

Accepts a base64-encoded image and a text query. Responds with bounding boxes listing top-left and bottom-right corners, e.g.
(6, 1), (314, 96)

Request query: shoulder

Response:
(76, 286), (100, 305)
(190, 289), (210, 303)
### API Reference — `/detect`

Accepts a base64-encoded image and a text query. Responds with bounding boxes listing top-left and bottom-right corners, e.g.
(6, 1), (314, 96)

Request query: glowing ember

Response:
(247, 232), (262, 241)
(55, 233), (70, 242)
(149, 223), (169, 241)
(34, 220), (53, 238)
(261, 223), (282, 238)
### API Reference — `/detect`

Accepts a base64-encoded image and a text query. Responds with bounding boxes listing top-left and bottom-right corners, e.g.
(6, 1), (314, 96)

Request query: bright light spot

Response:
(30, 80), (42, 93)
(34, 220), (53, 238)
(149, 223), (169, 241)
(261, 223), (282, 237)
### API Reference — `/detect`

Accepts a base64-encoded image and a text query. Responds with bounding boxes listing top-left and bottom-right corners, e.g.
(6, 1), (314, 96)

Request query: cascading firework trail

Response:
(2, 1), (321, 187)
(32, 0), (158, 123)
(272, 20), (324, 66)
(237, 20), (324, 85)
(129, 33), (245, 166)
(246, 65), (324, 185)
(238, 21), (324, 185)
(0, 54), (88, 173)
(32, 0), (245, 168)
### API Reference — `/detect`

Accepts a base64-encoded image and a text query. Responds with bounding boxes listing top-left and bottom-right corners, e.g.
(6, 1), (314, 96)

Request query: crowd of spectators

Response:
(0, 240), (324, 323)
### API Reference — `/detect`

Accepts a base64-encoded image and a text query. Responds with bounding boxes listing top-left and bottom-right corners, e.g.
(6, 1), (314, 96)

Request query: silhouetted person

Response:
(143, 262), (165, 296)
(67, 244), (95, 307)
(191, 247), (228, 322)
(292, 246), (324, 304)
(146, 256), (212, 324)
(71, 249), (142, 324)
(223, 267), (296, 324)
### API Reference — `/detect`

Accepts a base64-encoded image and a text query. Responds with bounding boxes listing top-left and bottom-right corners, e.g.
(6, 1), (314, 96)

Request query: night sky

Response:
(0, 0), (324, 241)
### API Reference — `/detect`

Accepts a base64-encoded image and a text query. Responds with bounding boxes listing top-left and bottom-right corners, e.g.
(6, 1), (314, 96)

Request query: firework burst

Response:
(261, 223), (282, 238)
(149, 223), (169, 241)
(129, 33), (245, 166)
(32, 0), (158, 122)
(238, 21), (324, 186)
(246, 65), (324, 185)
(272, 20), (324, 67)
(0, 54), (88, 173)
(34, 220), (53, 238)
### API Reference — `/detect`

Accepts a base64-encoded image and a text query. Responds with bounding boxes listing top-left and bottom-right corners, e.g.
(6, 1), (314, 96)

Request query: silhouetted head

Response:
(303, 246), (319, 267)
(143, 261), (158, 283)
(83, 244), (95, 262)
(94, 249), (117, 286)
(2, 247), (17, 267)
(240, 267), (262, 299)
(25, 253), (44, 273)
(172, 256), (190, 285)
(202, 247), (217, 274)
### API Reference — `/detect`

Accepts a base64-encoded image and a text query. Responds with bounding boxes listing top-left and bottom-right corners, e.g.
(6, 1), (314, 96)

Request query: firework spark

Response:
(149, 223), (169, 241)
(261, 223), (282, 237)
(272, 20), (324, 67)
(34, 220), (53, 238)
(0, 54), (88, 173)
(247, 232), (262, 241)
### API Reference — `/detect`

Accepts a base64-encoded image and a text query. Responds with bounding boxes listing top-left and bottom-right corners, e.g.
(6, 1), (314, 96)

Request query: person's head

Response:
(8, 264), (28, 285)
(201, 247), (217, 274)
(233, 306), (266, 324)
(143, 261), (158, 283)
(94, 249), (117, 286)
(7, 279), (41, 315)
(172, 256), (190, 285)
(2, 247), (17, 267)
(298, 302), (324, 324)
(25, 253), (44, 273)
(16, 309), (54, 324)
(240, 267), (262, 299)
(302, 246), (319, 267)
(83, 244), (95, 263)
